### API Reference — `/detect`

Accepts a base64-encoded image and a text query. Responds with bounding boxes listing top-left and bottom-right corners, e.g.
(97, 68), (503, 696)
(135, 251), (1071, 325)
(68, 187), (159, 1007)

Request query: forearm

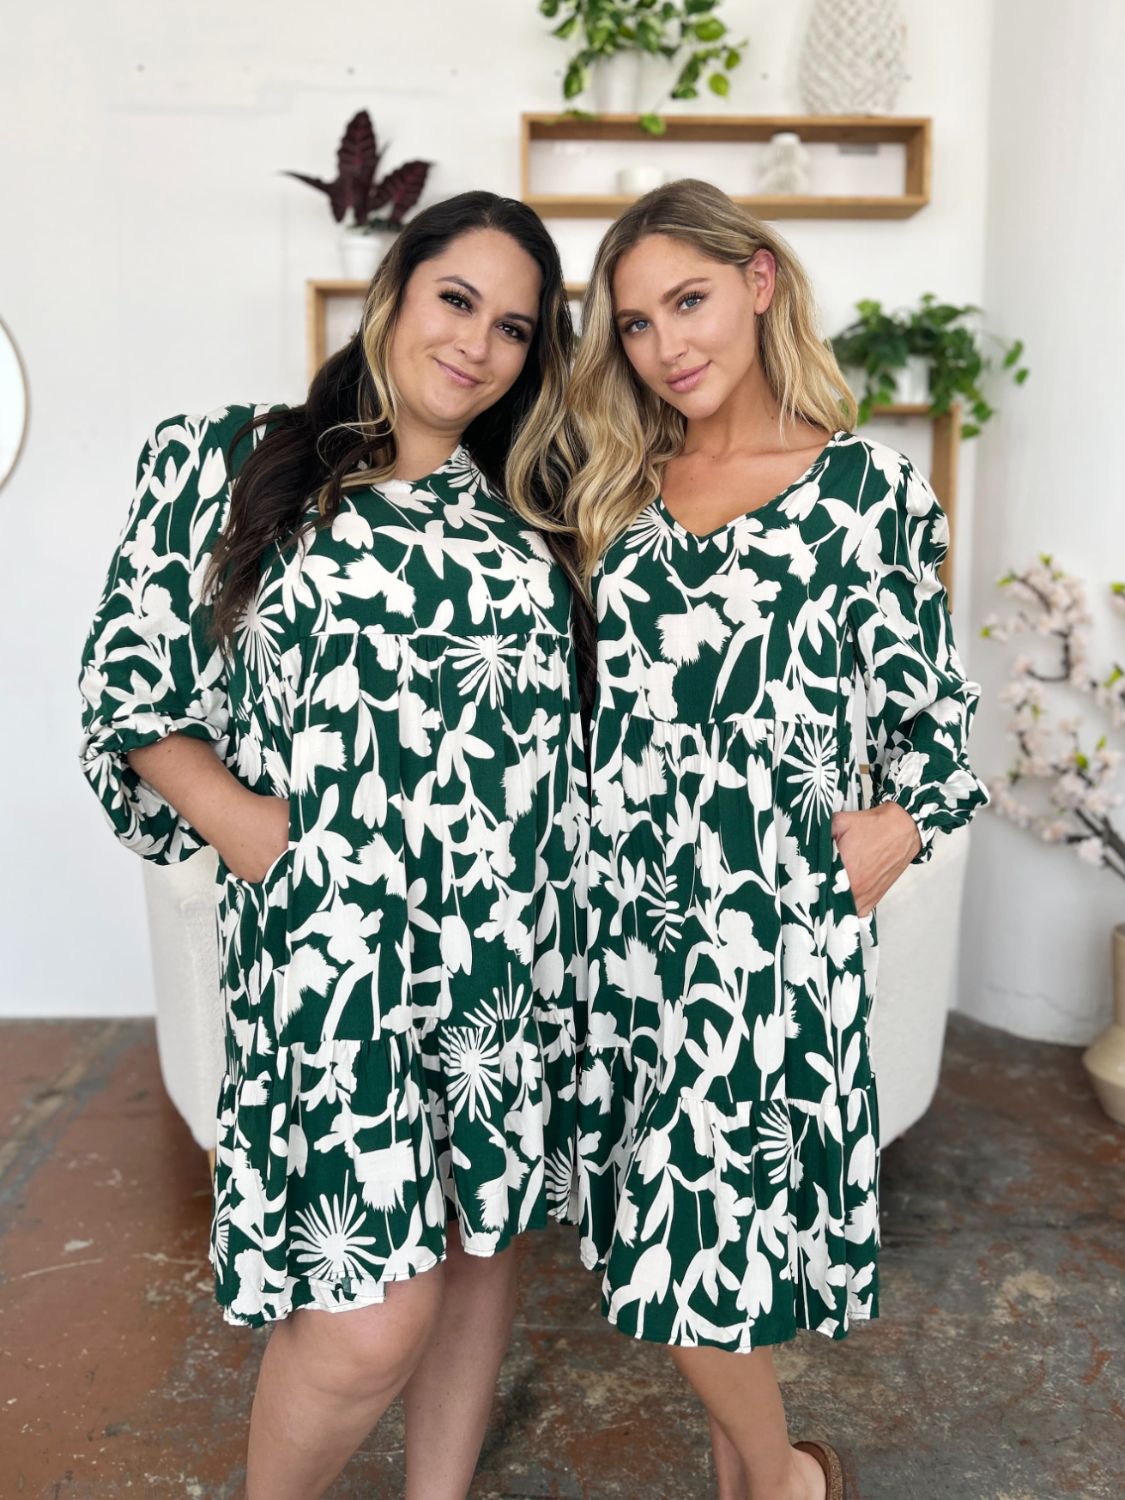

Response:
(127, 733), (251, 855)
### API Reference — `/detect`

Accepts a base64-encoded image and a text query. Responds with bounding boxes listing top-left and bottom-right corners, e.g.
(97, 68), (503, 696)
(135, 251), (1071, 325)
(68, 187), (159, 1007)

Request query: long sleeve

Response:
(847, 459), (990, 865)
(78, 409), (239, 863)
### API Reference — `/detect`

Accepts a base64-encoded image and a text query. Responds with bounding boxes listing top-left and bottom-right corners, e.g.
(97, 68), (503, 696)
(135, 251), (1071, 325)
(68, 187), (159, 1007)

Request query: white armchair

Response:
(142, 846), (224, 1151)
(141, 826), (972, 1152)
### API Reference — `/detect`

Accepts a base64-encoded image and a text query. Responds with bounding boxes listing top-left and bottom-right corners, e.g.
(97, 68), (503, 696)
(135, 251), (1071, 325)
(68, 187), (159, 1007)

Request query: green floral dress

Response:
(577, 432), (988, 1352)
(80, 404), (588, 1327)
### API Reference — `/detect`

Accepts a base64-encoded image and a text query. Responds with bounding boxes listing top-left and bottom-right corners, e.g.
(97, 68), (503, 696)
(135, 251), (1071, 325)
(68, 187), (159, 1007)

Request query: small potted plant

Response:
(539, 0), (744, 135)
(831, 294), (1030, 438)
(284, 109), (432, 279)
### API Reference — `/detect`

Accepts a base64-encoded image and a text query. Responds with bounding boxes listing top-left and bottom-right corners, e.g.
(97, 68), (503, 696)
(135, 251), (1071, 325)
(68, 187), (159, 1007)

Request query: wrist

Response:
(876, 798), (922, 859)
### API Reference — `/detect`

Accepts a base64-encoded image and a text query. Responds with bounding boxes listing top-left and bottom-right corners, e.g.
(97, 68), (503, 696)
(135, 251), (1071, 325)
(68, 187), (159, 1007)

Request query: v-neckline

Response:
(654, 431), (844, 541)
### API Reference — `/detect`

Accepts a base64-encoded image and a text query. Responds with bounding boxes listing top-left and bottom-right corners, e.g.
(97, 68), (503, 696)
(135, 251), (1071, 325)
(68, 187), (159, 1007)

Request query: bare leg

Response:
(671, 1345), (826, 1500)
(401, 1227), (520, 1500)
(709, 1411), (749, 1500)
(245, 1266), (444, 1500)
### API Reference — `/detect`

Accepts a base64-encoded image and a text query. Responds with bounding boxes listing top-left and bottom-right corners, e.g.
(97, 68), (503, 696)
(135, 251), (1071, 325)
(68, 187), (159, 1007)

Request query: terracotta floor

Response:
(1, 1012), (1123, 1499)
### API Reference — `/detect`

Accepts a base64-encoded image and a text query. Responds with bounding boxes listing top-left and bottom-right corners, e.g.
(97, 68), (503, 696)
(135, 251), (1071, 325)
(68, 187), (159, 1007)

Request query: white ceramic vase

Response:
(799, 0), (908, 115)
(616, 165), (666, 196)
(1082, 922), (1125, 1126)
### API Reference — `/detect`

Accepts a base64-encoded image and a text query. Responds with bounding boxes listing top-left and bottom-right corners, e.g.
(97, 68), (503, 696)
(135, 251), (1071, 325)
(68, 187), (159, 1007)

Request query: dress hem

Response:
(216, 1202), (578, 1328)
(578, 1243), (877, 1353)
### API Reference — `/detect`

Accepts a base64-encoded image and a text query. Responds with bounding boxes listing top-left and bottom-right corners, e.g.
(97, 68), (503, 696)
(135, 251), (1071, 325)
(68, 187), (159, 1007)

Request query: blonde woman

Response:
(79, 193), (590, 1500)
(567, 180), (988, 1500)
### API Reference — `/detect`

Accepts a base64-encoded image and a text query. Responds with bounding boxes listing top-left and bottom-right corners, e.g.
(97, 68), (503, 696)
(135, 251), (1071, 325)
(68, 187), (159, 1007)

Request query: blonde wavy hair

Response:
(565, 178), (856, 579)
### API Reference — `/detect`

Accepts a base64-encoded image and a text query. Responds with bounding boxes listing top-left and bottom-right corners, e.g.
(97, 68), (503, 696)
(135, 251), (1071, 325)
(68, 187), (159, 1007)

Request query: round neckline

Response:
(653, 430), (845, 542)
(379, 441), (476, 492)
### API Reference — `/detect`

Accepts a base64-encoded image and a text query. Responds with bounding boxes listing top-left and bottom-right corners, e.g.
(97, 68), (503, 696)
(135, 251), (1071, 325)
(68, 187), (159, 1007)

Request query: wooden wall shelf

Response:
(520, 113), (931, 220)
(306, 279), (367, 380)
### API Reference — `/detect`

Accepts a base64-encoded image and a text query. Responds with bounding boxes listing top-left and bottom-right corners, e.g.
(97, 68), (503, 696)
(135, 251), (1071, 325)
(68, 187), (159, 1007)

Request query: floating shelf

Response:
(520, 113), (931, 220)
(306, 279), (366, 380)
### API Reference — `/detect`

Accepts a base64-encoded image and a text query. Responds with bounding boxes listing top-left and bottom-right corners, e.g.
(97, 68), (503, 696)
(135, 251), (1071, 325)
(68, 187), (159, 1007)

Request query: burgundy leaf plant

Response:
(284, 110), (431, 231)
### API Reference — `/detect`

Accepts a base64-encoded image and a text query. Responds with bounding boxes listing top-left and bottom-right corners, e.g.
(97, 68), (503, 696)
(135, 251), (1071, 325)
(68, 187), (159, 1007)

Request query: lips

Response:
(667, 361), (710, 393)
(435, 357), (483, 388)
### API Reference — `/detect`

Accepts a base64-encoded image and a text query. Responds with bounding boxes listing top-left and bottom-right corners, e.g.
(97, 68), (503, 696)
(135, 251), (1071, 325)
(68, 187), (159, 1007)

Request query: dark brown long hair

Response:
(205, 190), (595, 730)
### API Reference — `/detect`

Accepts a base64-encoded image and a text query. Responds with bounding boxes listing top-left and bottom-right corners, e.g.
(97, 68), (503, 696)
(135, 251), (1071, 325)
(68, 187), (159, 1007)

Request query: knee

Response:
(282, 1269), (444, 1402)
(443, 1232), (516, 1285)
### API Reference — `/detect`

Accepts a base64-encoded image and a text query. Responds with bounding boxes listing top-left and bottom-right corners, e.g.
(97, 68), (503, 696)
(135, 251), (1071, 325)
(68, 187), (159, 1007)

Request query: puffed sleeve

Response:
(78, 410), (238, 863)
(847, 458), (990, 865)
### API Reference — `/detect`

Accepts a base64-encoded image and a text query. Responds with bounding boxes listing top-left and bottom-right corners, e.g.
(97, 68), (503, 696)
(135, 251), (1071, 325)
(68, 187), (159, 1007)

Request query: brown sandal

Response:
(792, 1439), (845, 1500)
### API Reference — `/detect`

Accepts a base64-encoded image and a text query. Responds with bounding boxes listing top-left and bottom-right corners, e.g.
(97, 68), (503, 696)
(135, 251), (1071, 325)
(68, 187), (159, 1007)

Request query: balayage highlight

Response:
(565, 179), (858, 580)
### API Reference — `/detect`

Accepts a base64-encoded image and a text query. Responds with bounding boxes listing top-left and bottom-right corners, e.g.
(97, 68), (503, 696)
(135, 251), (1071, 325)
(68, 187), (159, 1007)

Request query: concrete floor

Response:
(1, 1012), (1122, 1500)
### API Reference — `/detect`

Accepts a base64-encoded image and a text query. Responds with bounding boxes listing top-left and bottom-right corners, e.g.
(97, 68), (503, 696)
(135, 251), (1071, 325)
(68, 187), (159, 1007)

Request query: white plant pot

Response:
(590, 51), (643, 114)
(894, 354), (932, 405)
(338, 227), (395, 282)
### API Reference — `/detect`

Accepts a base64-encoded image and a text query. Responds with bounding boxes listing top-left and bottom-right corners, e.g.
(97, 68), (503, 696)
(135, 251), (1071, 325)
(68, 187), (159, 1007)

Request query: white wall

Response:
(0, 0), (997, 1017)
(957, 0), (1125, 1043)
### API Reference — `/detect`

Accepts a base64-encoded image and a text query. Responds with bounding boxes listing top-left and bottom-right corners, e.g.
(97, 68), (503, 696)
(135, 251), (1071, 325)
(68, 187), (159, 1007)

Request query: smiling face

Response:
(611, 233), (776, 421)
(388, 227), (542, 439)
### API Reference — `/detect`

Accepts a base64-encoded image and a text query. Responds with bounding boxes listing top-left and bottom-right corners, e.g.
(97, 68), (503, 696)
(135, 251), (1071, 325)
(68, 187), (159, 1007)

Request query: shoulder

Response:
(140, 401), (287, 479)
(130, 402), (287, 562)
(827, 432), (941, 522)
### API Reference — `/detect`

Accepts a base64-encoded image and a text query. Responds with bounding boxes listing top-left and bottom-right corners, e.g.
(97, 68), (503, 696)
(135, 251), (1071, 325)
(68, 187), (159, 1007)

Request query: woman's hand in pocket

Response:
(218, 788), (290, 885)
(831, 803), (921, 917)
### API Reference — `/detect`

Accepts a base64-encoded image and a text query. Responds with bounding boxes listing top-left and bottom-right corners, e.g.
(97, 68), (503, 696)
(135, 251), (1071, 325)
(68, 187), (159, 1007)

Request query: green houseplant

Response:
(539, 0), (744, 135)
(831, 294), (1030, 437)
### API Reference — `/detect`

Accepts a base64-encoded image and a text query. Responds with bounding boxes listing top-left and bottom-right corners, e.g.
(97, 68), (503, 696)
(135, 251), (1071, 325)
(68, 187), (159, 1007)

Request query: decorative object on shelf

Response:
(831, 293), (1029, 436)
(757, 131), (810, 194)
(520, 113), (931, 219)
(539, 0), (745, 135)
(980, 559), (1125, 1124)
(798, 0), (908, 115)
(615, 163), (666, 194)
(284, 109), (431, 278)
(0, 315), (28, 493)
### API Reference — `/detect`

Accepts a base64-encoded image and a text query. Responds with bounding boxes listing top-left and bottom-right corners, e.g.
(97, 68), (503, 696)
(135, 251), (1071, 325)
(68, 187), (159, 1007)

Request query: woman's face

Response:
(388, 228), (542, 438)
(611, 233), (775, 421)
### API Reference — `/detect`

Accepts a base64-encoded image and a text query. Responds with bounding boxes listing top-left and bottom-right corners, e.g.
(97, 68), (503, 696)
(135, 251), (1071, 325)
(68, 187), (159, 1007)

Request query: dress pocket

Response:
(218, 796), (293, 894)
(831, 837), (862, 920)
(826, 828), (878, 1018)
(217, 831), (295, 1041)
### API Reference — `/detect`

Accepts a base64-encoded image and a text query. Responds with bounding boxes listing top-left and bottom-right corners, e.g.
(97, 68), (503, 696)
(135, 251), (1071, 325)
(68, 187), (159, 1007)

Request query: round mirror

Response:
(0, 318), (29, 491)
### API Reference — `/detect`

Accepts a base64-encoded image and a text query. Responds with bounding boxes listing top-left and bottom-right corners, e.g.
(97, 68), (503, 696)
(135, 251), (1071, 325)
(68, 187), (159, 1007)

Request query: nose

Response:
(453, 323), (489, 365)
(655, 321), (688, 367)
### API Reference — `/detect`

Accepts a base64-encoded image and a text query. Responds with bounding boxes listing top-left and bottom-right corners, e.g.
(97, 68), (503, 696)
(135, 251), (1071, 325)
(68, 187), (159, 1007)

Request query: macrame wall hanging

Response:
(799, 0), (908, 115)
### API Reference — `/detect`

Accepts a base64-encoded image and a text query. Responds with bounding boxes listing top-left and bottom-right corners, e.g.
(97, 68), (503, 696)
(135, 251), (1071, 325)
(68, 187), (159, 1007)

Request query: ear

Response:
(742, 248), (777, 315)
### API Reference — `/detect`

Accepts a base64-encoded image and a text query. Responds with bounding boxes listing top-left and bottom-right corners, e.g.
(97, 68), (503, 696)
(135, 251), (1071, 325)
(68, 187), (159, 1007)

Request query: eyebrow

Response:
(437, 275), (537, 329)
(614, 276), (710, 323)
